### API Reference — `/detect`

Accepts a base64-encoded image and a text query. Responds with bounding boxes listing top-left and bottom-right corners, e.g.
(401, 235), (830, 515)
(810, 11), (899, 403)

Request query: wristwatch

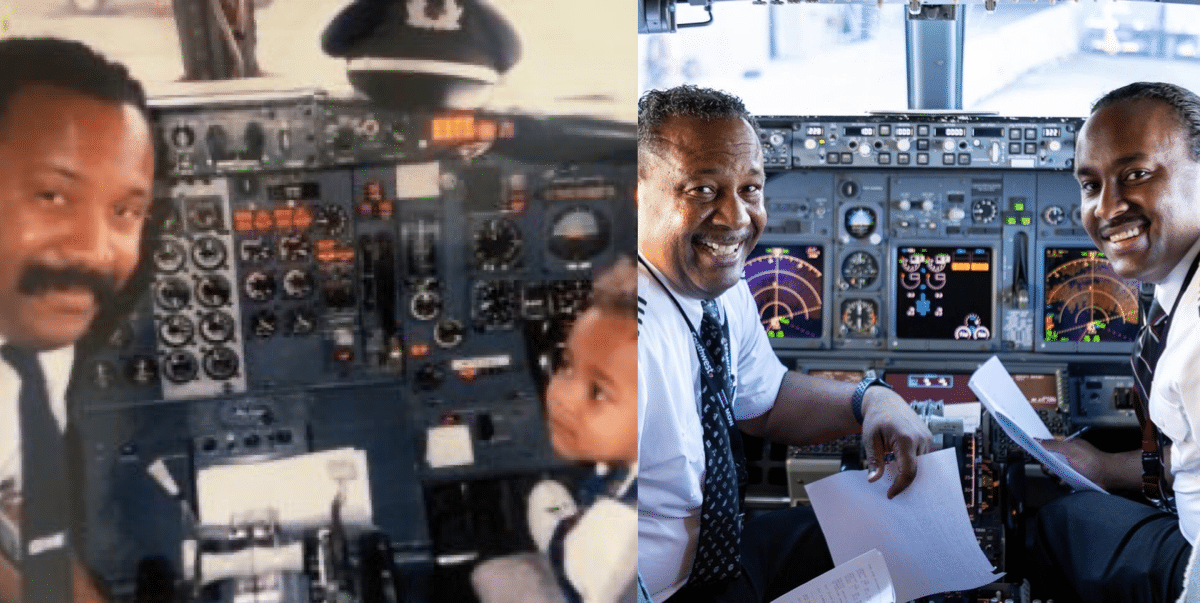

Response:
(852, 375), (893, 425)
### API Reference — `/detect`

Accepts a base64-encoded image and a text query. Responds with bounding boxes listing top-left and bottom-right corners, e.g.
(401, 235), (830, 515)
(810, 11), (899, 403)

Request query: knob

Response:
(921, 200), (934, 211)
(897, 200), (911, 211)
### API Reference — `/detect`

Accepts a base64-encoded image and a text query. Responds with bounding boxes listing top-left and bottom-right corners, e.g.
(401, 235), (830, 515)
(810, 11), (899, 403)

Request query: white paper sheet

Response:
(968, 356), (1105, 493)
(806, 448), (1002, 603)
(770, 549), (896, 603)
(197, 447), (373, 529)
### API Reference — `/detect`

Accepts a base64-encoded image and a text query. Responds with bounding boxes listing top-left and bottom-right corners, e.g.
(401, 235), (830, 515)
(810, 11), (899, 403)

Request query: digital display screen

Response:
(1013, 373), (1059, 408)
(1043, 247), (1139, 344)
(743, 244), (824, 340)
(883, 372), (978, 404)
(894, 246), (994, 341)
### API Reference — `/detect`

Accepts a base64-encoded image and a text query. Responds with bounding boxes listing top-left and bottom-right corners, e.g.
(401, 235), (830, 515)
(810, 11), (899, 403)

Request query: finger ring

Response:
(884, 452), (896, 463)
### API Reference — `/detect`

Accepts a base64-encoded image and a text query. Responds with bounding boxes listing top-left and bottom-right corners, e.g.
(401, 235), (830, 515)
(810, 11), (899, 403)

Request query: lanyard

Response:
(638, 255), (737, 427)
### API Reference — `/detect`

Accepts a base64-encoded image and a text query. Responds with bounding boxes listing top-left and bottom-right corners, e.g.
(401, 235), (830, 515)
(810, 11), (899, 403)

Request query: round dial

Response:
(191, 236), (227, 270)
(411, 290), (441, 321)
(153, 239), (186, 273)
(250, 309), (277, 338)
(158, 314), (195, 347)
(840, 299), (879, 337)
(162, 350), (199, 384)
(1042, 205), (1067, 226)
(196, 274), (232, 307)
(971, 199), (998, 224)
(282, 269), (315, 299)
(202, 346), (239, 380)
(199, 311), (236, 343)
(434, 319), (465, 348)
(154, 277), (191, 311)
(244, 271), (276, 302)
(473, 281), (517, 329)
(840, 251), (879, 289)
(548, 206), (610, 262)
(844, 206), (877, 239)
(474, 218), (522, 271)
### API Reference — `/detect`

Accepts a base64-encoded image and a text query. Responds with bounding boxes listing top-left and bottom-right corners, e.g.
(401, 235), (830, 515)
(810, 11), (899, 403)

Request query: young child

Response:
(473, 257), (639, 603)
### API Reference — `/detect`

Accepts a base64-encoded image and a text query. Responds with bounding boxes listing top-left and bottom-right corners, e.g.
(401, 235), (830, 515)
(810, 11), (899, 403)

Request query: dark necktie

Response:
(1131, 296), (1168, 402)
(689, 300), (742, 585)
(1, 344), (75, 602)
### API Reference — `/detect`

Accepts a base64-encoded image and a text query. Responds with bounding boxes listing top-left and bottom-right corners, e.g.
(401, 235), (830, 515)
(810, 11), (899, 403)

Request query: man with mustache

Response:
(1031, 82), (1200, 603)
(0, 37), (156, 603)
(637, 85), (933, 603)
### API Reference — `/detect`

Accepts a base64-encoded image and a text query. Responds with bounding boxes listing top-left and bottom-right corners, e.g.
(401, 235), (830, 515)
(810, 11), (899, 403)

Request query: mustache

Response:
(16, 264), (118, 306)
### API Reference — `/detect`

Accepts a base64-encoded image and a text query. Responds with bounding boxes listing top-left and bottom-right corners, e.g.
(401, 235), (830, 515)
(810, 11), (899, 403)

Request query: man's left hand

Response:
(860, 387), (934, 499)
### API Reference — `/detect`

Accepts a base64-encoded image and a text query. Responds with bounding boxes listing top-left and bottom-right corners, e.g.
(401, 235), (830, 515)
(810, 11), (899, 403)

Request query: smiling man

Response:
(1032, 82), (1200, 603)
(636, 85), (933, 603)
(0, 37), (157, 603)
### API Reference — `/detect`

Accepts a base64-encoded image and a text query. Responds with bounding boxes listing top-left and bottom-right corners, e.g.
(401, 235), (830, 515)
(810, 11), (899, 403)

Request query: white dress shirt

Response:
(0, 337), (75, 495)
(638, 258), (787, 600)
(1147, 237), (1200, 545)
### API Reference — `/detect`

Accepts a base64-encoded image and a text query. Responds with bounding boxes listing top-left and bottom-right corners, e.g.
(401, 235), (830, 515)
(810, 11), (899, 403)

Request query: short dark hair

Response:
(591, 256), (637, 321)
(1093, 82), (1200, 162)
(638, 85), (759, 173)
(0, 37), (150, 134)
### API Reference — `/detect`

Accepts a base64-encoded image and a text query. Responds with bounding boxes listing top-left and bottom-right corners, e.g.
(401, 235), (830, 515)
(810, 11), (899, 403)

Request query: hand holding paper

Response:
(968, 356), (1105, 493)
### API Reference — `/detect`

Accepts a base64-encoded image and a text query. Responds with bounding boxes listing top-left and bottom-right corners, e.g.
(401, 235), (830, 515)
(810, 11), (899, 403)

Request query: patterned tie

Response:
(689, 300), (742, 585)
(1131, 295), (1168, 402)
(1, 344), (75, 602)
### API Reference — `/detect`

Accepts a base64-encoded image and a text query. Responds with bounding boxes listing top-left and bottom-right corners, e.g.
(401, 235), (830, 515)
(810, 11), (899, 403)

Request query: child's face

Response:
(546, 306), (637, 463)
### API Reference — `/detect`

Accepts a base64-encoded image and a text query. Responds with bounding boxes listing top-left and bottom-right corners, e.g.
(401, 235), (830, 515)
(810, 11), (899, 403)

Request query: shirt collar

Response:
(1153, 236), (1200, 311)
(636, 253), (720, 326)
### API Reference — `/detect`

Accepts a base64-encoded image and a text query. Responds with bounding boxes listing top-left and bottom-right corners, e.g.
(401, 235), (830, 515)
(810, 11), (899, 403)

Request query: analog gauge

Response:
(840, 251), (879, 289)
(315, 205), (349, 237)
(840, 299), (879, 337)
(249, 309), (277, 338)
(196, 274), (232, 307)
(199, 311), (236, 343)
(473, 280), (517, 329)
(154, 277), (191, 311)
(434, 319), (465, 348)
(153, 239), (186, 273)
(240, 237), (273, 263)
(124, 355), (158, 386)
(202, 346), (239, 380)
(287, 307), (317, 336)
(244, 271), (276, 302)
(474, 218), (522, 271)
(411, 290), (441, 321)
(191, 236), (227, 270)
(282, 269), (315, 299)
(162, 350), (198, 384)
(971, 198), (998, 224)
(278, 232), (311, 262)
(158, 314), (195, 347)
(1042, 205), (1067, 226)
(843, 206), (877, 239)
(548, 206), (611, 262)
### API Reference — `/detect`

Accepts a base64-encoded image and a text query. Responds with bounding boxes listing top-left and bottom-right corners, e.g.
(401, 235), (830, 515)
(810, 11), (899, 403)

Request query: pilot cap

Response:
(322, 0), (521, 109)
